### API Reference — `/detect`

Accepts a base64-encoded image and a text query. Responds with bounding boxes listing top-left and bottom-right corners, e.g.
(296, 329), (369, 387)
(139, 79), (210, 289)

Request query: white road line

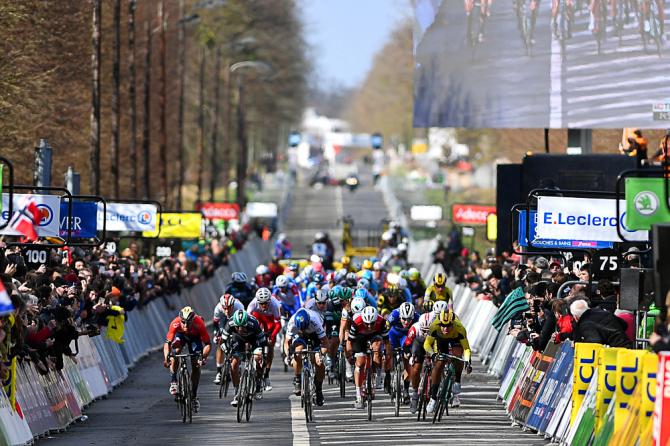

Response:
(335, 186), (344, 221)
(290, 395), (310, 446)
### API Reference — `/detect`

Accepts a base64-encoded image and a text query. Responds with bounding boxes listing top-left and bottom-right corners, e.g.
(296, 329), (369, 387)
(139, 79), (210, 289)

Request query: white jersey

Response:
(247, 296), (281, 319)
(212, 299), (244, 332)
(411, 312), (435, 342)
(286, 308), (326, 340)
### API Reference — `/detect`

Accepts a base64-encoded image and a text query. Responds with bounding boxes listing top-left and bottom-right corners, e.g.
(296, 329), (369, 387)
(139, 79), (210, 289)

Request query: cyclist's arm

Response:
(423, 332), (436, 356)
(424, 286), (434, 302)
(458, 329), (472, 362)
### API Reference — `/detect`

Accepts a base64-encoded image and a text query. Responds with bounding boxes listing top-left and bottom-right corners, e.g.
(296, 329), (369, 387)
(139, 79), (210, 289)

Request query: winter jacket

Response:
(573, 307), (634, 348)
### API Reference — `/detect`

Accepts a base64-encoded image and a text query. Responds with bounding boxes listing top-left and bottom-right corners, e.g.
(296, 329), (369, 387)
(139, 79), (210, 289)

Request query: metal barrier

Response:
(1, 238), (271, 445)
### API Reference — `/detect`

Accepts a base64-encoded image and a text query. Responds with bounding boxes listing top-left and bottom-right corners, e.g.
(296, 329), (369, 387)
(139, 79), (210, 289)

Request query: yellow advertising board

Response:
(639, 351), (657, 437)
(614, 349), (646, 433)
(595, 347), (622, 432)
(573, 343), (602, 424)
(142, 212), (203, 239)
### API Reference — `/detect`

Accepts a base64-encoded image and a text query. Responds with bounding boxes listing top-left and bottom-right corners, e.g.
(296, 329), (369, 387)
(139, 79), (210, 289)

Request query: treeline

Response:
(0, 0), (308, 208)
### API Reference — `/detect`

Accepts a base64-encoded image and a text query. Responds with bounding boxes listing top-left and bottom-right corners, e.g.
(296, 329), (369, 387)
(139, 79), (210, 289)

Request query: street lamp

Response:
(230, 61), (272, 210)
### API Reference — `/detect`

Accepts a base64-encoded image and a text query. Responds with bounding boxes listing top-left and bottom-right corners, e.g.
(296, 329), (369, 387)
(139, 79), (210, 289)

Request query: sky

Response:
(301, 0), (411, 89)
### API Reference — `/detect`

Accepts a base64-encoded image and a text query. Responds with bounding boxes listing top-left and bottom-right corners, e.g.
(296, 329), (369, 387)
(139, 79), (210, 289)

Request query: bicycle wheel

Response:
(303, 368), (312, 422)
(416, 367), (428, 422)
(366, 363), (373, 421)
(339, 352), (346, 398)
(246, 364), (255, 422)
(393, 358), (402, 417)
(237, 369), (248, 423)
(223, 360), (232, 398)
(185, 371), (193, 424)
(179, 368), (187, 423)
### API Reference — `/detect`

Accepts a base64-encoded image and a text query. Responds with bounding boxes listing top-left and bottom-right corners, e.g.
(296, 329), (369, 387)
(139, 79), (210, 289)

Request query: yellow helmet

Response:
(179, 306), (196, 323)
(362, 259), (373, 270)
(341, 256), (351, 266)
(433, 272), (447, 287)
(437, 309), (455, 326)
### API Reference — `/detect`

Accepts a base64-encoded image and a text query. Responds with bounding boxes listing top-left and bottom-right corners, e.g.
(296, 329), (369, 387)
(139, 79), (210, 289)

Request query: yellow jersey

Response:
(423, 317), (471, 362)
(424, 284), (453, 304)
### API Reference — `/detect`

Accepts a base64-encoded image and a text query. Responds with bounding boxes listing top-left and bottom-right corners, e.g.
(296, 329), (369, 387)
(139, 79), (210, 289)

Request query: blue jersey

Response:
(387, 308), (419, 333)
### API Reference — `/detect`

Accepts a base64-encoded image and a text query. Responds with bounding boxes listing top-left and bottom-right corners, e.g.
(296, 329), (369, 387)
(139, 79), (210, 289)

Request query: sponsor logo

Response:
(36, 204), (54, 226)
(138, 211), (152, 225)
(541, 211), (638, 233)
(633, 190), (659, 216)
(108, 211), (153, 224)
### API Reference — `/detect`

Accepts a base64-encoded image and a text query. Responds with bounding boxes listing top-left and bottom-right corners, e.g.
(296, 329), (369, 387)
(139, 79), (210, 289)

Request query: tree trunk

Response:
(235, 78), (248, 210)
(223, 58), (231, 202)
(90, 0), (101, 195)
(209, 46), (222, 202)
(195, 47), (206, 206)
(128, 0), (138, 198)
(176, 0), (186, 210)
(142, 21), (152, 200)
(111, 0), (121, 198)
(158, 1), (168, 206)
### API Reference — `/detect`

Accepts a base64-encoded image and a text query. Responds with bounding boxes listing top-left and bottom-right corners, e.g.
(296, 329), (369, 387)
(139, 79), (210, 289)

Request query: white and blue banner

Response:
(536, 196), (648, 243)
(518, 210), (613, 249)
(97, 202), (158, 233)
(0, 193), (61, 238)
(60, 202), (98, 238)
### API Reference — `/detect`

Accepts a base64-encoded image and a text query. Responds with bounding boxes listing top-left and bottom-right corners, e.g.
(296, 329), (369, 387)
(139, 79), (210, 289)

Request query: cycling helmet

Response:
(346, 272), (357, 283)
(361, 270), (373, 282)
(340, 287), (353, 301)
(278, 233), (287, 242)
(303, 265), (314, 278)
(288, 262), (299, 272)
(398, 278), (408, 289)
(398, 243), (407, 252)
(408, 268), (420, 281)
(220, 293), (235, 307)
(313, 273), (324, 284)
(329, 289), (341, 305)
(381, 231), (392, 242)
(256, 265), (269, 275)
(276, 275), (289, 288)
(432, 300), (448, 315)
(399, 270), (410, 280)
(357, 278), (370, 289)
(294, 309), (310, 330)
(255, 287), (271, 304)
(373, 261), (383, 271)
(399, 302), (415, 320)
(179, 306), (196, 324)
(433, 272), (447, 287)
(351, 297), (366, 314)
(315, 289), (329, 303)
(437, 309), (455, 326)
(362, 259), (373, 270)
(354, 288), (368, 300)
(231, 309), (248, 327)
(352, 261), (362, 272)
(341, 256), (351, 266)
(232, 272), (248, 283)
(361, 306), (378, 324)
(314, 232), (325, 241)
(423, 300), (434, 313)
(335, 268), (348, 282)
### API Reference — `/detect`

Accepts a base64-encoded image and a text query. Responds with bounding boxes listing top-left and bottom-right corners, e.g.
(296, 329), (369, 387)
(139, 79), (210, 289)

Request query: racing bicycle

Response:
(170, 352), (201, 424)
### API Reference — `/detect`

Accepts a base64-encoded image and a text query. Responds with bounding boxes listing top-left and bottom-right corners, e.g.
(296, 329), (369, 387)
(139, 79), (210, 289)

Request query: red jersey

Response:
(166, 315), (210, 344)
(349, 314), (389, 340)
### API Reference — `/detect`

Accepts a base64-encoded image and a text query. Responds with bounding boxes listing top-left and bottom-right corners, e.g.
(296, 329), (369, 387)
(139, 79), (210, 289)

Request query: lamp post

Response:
(229, 61), (271, 210)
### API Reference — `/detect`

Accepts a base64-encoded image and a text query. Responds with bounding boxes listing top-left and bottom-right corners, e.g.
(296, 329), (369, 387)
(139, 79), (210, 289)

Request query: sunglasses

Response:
(316, 301), (327, 305)
(439, 323), (453, 328)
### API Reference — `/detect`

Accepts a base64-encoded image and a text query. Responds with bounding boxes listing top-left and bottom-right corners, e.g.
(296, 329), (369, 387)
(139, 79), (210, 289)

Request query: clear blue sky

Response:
(301, 0), (410, 89)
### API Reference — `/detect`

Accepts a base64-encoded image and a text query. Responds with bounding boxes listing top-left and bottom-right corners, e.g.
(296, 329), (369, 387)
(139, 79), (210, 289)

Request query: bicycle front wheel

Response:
(303, 368), (312, 422)
(366, 367), (373, 421)
(179, 370), (187, 423)
(185, 371), (193, 424)
(339, 353), (346, 398)
(237, 369), (248, 423)
(393, 360), (402, 417)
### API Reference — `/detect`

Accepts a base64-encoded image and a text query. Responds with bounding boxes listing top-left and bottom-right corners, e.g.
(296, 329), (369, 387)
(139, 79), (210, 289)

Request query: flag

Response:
(8, 194), (41, 241)
(105, 305), (125, 344)
(491, 286), (529, 331)
(0, 280), (13, 316)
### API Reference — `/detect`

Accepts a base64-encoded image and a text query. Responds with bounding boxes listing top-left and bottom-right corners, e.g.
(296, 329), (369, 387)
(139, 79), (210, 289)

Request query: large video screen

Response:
(413, 0), (670, 128)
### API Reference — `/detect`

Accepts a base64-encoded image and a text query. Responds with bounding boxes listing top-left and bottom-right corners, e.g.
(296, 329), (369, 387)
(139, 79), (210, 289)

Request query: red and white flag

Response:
(8, 195), (42, 241)
(0, 280), (13, 315)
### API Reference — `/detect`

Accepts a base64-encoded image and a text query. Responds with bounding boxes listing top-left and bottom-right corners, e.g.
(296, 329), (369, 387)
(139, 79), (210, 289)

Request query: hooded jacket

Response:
(573, 307), (633, 348)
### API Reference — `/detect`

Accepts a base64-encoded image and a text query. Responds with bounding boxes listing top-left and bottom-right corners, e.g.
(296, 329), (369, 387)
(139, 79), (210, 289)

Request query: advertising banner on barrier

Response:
(653, 352), (670, 446)
(142, 212), (202, 239)
(625, 178), (670, 230)
(97, 202), (158, 232)
(0, 193), (61, 237)
(641, 352), (657, 439)
(595, 347), (622, 432)
(573, 343), (602, 424)
(451, 203), (496, 225)
(518, 210), (613, 249)
(531, 342), (575, 434)
(199, 202), (239, 221)
(537, 196), (648, 243)
(59, 201), (97, 238)
(511, 342), (560, 424)
(615, 349), (646, 432)
(245, 202), (278, 218)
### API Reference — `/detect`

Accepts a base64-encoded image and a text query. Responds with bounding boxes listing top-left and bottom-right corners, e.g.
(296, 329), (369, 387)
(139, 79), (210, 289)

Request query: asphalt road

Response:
(38, 168), (545, 445)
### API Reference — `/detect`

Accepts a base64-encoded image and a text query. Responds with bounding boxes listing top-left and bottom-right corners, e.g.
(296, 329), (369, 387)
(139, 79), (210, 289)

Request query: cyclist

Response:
(347, 306), (389, 409)
(255, 265), (273, 288)
(406, 268), (427, 307)
(405, 300), (448, 413)
(285, 308), (329, 406)
(304, 272), (326, 304)
(378, 283), (405, 318)
(371, 261), (387, 292)
(272, 274), (301, 318)
(225, 272), (256, 307)
(386, 302), (419, 402)
(340, 294), (366, 381)
(221, 310), (268, 406)
(424, 272), (453, 308)
(274, 233), (292, 259)
(424, 309), (472, 412)
(355, 285), (377, 308)
(213, 294), (244, 385)
(163, 306), (211, 412)
(247, 287), (281, 391)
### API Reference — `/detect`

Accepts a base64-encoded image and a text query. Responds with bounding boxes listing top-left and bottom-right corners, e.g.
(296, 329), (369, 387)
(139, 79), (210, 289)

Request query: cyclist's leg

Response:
(451, 345), (465, 386)
(409, 338), (425, 393)
(230, 335), (246, 390)
(188, 338), (204, 398)
(351, 336), (367, 399)
(430, 359), (446, 400)
(215, 337), (224, 376)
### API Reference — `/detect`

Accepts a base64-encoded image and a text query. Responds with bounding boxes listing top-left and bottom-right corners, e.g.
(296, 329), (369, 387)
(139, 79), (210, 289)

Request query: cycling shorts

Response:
(435, 337), (465, 354)
(350, 334), (383, 355)
(280, 301), (299, 318)
(172, 333), (203, 354)
(388, 326), (409, 350)
(289, 332), (321, 354)
(229, 334), (262, 358)
(411, 338), (426, 362)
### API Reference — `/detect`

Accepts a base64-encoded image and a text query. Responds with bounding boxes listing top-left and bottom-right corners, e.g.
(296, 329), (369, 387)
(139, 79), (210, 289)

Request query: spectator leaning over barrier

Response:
(569, 299), (633, 348)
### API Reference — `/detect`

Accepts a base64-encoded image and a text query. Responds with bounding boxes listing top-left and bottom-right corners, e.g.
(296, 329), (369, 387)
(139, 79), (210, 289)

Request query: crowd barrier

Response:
(0, 238), (271, 446)
(448, 279), (670, 446)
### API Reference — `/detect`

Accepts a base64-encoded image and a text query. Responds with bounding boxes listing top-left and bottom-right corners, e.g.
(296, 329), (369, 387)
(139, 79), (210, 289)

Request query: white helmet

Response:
(373, 261), (383, 271)
(361, 306), (378, 324)
(419, 313), (433, 334)
(315, 289), (329, 303)
(255, 287), (271, 304)
(398, 243), (407, 252)
(432, 300), (448, 315)
(220, 293), (235, 307)
(381, 231), (392, 241)
(276, 275), (289, 287)
(351, 297), (366, 314)
(399, 302), (415, 320)
(278, 233), (287, 242)
(256, 265), (269, 275)
(398, 278), (408, 289)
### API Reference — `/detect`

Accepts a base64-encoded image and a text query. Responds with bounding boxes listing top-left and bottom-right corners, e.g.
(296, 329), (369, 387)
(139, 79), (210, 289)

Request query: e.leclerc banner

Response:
(625, 177), (670, 230)
(97, 202), (158, 233)
(142, 212), (203, 239)
(451, 203), (496, 225)
(518, 210), (613, 249)
(537, 196), (648, 243)
(59, 202), (98, 238)
(0, 193), (61, 238)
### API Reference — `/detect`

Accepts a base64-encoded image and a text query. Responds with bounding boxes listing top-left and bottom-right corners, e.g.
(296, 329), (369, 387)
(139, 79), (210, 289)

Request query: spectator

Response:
(593, 280), (618, 313)
(570, 299), (633, 348)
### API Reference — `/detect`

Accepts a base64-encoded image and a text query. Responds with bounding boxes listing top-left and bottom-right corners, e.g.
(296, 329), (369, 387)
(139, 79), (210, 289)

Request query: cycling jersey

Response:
(221, 315), (267, 352)
(247, 297), (281, 343)
(272, 283), (301, 315)
(423, 318), (471, 362)
(166, 315), (210, 345)
(407, 279), (426, 301)
(424, 284), (453, 305)
(348, 314), (389, 340)
(403, 313), (435, 347)
(378, 294), (403, 318)
(225, 282), (256, 308)
(212, 300), (245, 335)
(286, 308), (326, 340)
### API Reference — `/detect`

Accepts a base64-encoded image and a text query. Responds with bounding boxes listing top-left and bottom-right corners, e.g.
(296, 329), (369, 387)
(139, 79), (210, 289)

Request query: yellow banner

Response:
(142, 212), (203, 239)
(596, 347), (623, 432)
(639, 352), (657, 438)
(573, 342), (602, 424)
(614, 349), (646, 433)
